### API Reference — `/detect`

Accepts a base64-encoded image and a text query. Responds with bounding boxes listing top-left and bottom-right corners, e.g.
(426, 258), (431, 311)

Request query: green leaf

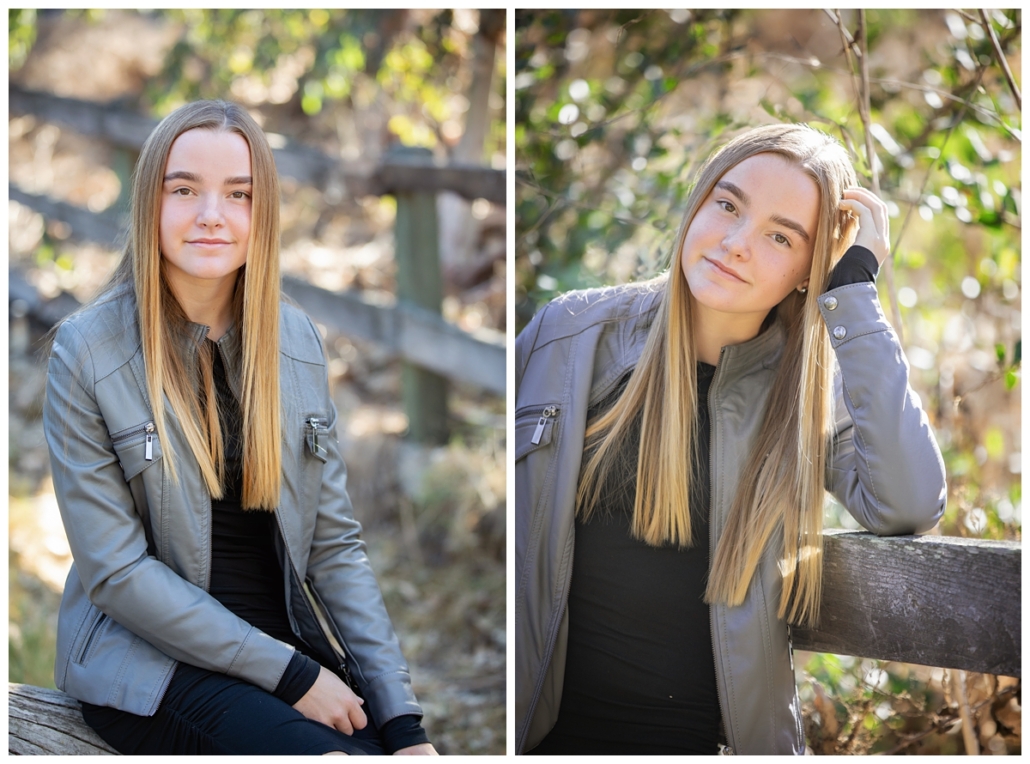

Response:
(1004, 368), (1018, 390)
(996, 343), (1006, 365)
(1013, 339), (1021, 366)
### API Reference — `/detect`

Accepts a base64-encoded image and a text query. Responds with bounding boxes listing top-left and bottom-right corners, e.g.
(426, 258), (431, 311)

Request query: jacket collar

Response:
(170, 318), (244, 401)
(711, 317), (786, 389)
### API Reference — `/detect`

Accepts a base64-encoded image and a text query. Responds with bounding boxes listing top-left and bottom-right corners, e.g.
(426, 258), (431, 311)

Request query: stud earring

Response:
(798, 286), (808, 294)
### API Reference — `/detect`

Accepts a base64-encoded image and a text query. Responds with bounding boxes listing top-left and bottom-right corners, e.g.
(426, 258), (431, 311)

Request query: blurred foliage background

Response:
(9, 9), (505, 754)
(516, 9), (1020, 755)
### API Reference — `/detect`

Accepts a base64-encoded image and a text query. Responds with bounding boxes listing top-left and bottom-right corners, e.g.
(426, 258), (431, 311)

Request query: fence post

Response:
(387, 144), (449, 444)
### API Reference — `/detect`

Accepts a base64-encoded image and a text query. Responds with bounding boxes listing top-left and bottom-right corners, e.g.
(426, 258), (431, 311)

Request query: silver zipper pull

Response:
(309, 417), (321, 456)
(144, 422), (155, 461)
(531, 406), (558, 445)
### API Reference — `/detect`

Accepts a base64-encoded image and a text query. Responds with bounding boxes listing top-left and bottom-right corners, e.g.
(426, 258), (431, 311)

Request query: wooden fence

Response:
(9, 530), (1020, 753)
(10, 87), (506, 440)
(792, 530), (1020, 678)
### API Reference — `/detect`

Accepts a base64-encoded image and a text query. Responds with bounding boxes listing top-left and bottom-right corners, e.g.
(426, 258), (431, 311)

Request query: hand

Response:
(394, 743), (439, 755)
(293, 665), (367, 735)
(839, 187), (890, 264)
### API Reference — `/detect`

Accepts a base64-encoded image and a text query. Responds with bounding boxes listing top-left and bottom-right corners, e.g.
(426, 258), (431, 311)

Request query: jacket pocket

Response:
(515, 405), (559, 461)
(73, 606), (108, 666)
(109, 420), (161, 481)
(303, 416), (330, 463)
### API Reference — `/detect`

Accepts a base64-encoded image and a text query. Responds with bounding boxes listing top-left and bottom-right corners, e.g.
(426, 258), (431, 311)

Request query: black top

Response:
(208, 342), (428, 752)
(530, 362), (720, 755)
(529, 246), (879, 754)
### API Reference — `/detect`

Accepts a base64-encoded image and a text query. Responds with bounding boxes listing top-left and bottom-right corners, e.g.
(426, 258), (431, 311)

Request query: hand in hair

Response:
(293, 664), (367, 735)
(840, 187), (890, 264)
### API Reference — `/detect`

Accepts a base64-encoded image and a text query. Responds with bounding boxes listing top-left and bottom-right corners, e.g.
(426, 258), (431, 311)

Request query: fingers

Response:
(840, 187), (890, 264)
(347, 701), (368, 732)
(294, 664), (368, 737)
(329, 691), (366, 736)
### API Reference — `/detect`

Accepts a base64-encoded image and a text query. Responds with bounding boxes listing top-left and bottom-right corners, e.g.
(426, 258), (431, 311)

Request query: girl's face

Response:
(680, 153), (820, 324)
(159, 128), (252, 292)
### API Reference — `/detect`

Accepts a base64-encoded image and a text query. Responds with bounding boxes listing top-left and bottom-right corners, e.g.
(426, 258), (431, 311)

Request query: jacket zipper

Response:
(708, 348), (736, 754)
(111, 421), (156, 461)
(306, 417), (330, 461)
(530, 406), (558, 445)
(271, 509), (357, 691)
(75, 609), (107, 665)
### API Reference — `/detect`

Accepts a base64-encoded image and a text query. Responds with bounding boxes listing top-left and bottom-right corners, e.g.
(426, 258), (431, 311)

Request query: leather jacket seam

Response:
(227, 628), (254, 675)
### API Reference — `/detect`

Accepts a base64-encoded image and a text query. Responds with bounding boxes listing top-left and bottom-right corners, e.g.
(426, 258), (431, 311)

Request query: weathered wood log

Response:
(792, 530), (1021, 677)
(283, 275), (505, 396)
(8, 264), (505, 397)
(10, 86), (505, 203)
(9, 683), (117, 755)
(9, 186), (126, 249)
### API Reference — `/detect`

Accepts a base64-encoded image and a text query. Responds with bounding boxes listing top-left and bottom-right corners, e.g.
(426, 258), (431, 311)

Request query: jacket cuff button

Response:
(833, 326), (847, 340)
(823, 295), (838, 310)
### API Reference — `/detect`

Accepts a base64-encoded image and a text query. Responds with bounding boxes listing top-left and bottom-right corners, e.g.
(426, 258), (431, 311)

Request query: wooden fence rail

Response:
(8, 531), (1019, 754)
(792, 530), (1020, 678)
(10, 86), (505, 204)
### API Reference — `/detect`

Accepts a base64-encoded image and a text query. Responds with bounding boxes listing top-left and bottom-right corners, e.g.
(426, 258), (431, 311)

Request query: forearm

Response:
(821, 281), (947, 533)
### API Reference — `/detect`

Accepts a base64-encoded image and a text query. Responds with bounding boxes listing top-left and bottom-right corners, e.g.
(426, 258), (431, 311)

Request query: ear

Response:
(797, 278), (809, 293)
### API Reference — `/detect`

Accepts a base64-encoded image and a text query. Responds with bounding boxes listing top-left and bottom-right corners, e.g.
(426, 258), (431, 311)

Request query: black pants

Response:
(81, 662), (385, 755)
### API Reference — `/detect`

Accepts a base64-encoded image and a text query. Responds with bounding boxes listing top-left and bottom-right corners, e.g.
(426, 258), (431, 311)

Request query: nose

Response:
(196, 194), (225, 228)
(721, 220), (752, 260)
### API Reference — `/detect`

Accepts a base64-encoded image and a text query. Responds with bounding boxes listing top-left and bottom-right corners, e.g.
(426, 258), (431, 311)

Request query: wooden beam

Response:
(10, 86), (504, 203)
(8, 683), (118, 755)
(791, 530), (1021, 677)
(9, 185), (126, 248)
(282, 276), (505, 396)
(390, 145), (449, 444)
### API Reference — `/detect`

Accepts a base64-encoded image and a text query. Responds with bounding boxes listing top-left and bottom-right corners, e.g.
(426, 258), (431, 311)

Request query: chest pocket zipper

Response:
(305, 417), (330, 462)
(531, 406), (559, 445)
(516, 405), (560, 462)
(110, 421), (156, 460)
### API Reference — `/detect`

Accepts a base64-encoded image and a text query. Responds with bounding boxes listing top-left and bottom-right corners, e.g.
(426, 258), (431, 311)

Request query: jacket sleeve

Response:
(301, 319), (423, 725)
(43, 320), (296, 693)
(515, 300), (550, 401)
(821, 282), (947, 535)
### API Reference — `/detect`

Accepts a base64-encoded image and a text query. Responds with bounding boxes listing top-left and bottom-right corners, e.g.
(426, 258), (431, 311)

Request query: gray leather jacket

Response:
(515, 280), (946, 754)
(43, 283), (422, 724)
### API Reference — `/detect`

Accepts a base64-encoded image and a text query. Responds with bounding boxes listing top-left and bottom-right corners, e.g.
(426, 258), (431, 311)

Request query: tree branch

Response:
(852, 10), (904, 342)
(978, 9), (1021, 110)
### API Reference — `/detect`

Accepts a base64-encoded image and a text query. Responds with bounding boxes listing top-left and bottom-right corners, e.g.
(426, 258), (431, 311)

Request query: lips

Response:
(188, 239), (231, 246)
(703, 257), (746, 283)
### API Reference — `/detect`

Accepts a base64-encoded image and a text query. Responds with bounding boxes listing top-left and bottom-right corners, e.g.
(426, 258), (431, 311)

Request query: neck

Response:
(165, 273), (237, 341)
(691, 303), (769, 365)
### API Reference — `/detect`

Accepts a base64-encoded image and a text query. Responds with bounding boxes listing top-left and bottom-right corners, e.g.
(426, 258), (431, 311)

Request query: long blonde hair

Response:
(577, 124), (859, 626)
(104, 100), (282, 510)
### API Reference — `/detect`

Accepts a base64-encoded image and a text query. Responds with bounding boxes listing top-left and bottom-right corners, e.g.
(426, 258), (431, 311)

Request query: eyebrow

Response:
(163, 171), (253, 186)
(715, 180), (811, 243)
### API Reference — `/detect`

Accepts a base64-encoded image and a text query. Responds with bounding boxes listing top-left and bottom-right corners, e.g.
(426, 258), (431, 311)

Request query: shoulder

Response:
(279, 301), (327, 366)
(524, 277), (666, 351)
(52, 283), (139, 380)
